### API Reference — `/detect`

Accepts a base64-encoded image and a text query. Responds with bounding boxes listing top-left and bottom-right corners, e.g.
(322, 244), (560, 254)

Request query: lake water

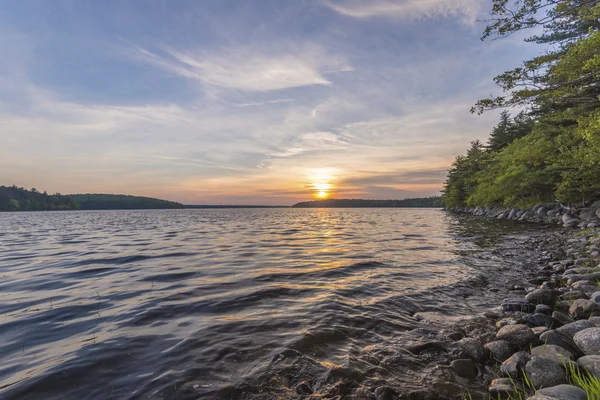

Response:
(0, 209), (544, 399)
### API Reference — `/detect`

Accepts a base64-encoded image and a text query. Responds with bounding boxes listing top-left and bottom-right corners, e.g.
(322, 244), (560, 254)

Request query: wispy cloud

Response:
(127, 43), (352, 92)
(324, 0), (483, 24)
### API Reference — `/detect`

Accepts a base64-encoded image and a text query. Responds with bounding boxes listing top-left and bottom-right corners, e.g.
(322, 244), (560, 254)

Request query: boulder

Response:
(450, 359), (477, 379)
(539, 330), (585, 359)
(590, 291), (600, 304)
(552, 311), (575, 325)
(535, 304), (553, 315)
(458, 338), (488, 362)
(500, 351), (531, 378)
(577, 355), (600, 379)
(496, 324), (536, 347)
(536, 385), (587, 400)
(530, 344), (574, 366)
(526, 357), (567, 389)
(573, 327), (600, 355)
(556, 320), (596, 338)
(560, 291), (589, 301)
(569, 299), (600, 319)
(484, 340), (514, 363)
(526, 289), (558, 306)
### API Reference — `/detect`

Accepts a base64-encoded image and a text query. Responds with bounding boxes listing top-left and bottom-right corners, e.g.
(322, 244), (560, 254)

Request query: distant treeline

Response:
(292, 197), (443, 208)
(0, 185), (78, 211)
(184, 205), (287, 209)
(0, 186), (184, 211)
(67, 194), (184, 210)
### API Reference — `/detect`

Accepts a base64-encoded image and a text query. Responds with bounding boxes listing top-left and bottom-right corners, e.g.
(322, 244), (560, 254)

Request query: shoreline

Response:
(438, 207), (600, 399)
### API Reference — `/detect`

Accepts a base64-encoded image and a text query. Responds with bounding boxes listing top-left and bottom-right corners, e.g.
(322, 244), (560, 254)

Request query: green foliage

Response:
(444, 0), (600, 208)
(67, 194), (184, 210)
(292, 196), (443, 208)
(0, 186), (79, 211)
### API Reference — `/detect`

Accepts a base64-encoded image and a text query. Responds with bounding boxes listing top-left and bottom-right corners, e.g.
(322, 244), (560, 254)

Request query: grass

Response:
(565, 361), (600, 399)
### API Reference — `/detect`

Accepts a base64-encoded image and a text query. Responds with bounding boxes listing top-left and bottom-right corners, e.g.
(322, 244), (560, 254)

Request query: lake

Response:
(0, 208), (544, 399)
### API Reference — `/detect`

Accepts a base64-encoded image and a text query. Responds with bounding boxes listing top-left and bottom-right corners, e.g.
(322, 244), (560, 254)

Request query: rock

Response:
(448, 331), (464, 341)
(560, 291), (589, 301)
(569, 299), (600, 319)
(458, 338), (488, 362)
(568, 272), (600, 284)
(526, 356), (567, 389)
(502, 298), (536, 313)
(555, 301), (572, 312)
(508, 208), (519, 219)
(573, 327), (600, 355)
(523, 313), (559, 328)
(483, 309), (502, 319)
(496, 324), (536, 346)
(296, 381), (314, 395)
(570, 281), (599, 293)
(526, 289), (558, 305)
(530, 344), (574, 366)
(485, 340), (514, 363)
(552, 311), (575, 325)
(590, 316), (600, 326)
(539, 330), (585, 359)
(547, 208), (561, 217)
(577, 355), (600, 379)
(500, 351), (531, 378)
(535, 304), (553, 315)
(489, 378), (518, 398)
(532, 326), (549, 337)
(527, 395), (555, 400)
(556, 320), (596, 338)
(536, 384), (587, 400)
(451, 358), (477, 379)
(591, 291), (600, 304)
(374, 386), (396, 400)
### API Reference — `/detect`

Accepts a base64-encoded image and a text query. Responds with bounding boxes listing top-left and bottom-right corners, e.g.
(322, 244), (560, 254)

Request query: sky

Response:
(0, 0), (541, 205)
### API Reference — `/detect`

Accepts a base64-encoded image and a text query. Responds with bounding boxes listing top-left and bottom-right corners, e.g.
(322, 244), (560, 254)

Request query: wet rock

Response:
(574, 327), (600, 355)
(556, 320), (596, 338)
(458, 338), (488, 362)
(569, 299), (600, 319)
(526, 356), (567, 389)
(552, 311), (575, 325)
(497, 317), (520, 328)
(526, 289), (558, 306)
(447, 331), (463, 341)
(374, 386), (396, 400)
(451, 359), (477, 379)
(539, 330), (585, 359)
(502, 298), (536, 313)
(296, 381), (314, 395)
(535, 304), (553, 315)
(560, 291), (589, 301)
(500, 351), (531, 378)
(530, 344), (574, 366)
(484, 310), (502, 319)
(496, 324), (536, 347)
(536, 384), (587, 400)
(484, 340), (513, 363)
(523, 313), (558, 328)
(577, 355), (600, 379)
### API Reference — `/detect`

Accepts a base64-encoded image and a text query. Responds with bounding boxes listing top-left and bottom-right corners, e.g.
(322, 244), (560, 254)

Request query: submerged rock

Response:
(451, 358), (477, 379)
(485, 340), (513, 363)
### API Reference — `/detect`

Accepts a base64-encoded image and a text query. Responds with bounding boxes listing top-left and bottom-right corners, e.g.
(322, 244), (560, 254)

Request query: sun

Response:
(317, 190), (328, 198)
(309, 169), (335, 199)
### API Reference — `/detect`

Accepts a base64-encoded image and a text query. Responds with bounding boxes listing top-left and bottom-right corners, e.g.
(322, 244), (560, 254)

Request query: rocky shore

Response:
(442, 204), (600, 399)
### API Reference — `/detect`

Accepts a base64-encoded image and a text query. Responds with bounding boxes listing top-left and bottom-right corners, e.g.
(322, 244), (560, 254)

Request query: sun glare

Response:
(317, 190), (328, 198)
(309, 168), (336, 199)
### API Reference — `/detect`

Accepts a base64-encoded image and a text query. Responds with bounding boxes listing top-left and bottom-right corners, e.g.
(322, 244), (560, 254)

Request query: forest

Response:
(292, 197), (443, 208)
(443, 0), (600, 208)
(0, 186), (184, 211)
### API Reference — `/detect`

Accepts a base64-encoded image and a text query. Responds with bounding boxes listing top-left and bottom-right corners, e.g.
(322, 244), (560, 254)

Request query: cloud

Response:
(342, 168), (449, 186)
(127, 43), (352, 92)
(324, 0), (483, 24)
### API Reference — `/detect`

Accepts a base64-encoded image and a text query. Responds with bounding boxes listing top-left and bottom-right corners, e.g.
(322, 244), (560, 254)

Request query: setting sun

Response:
(317, 191), (328, 198)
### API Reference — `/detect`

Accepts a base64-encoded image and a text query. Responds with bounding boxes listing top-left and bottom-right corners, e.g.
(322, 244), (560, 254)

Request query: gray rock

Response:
(552, 311), (575, 325)
(539, 330), (585, 359)
(589, 316), (600, 326)
(374, 386), (396, 400)
(500, 351), (531, 378)
(458, 338), (488, 362)
(526, 289), (558, 306)
(296, 381), (313, 395)
(577, 355), (600, 379)
(569, 299), (600, 319)
(536, 384), (587, 400)
(527, 395), (554, 400)
(484, 340), (514, 363)
(570, 281), (599, 293)
(556, 320), (596, 338)
(451, 358), (477, 379)
(560, 291), (589, 301)
(489, 378), (518, 397)
(508, 208), (519, 219)
(591, 291), (600, 304)
(568, 272), (600, 284)
(573, 327), (600, 355)
(523, 313), (558, 328)
(502, 298), (536, 313)
(530, 344), (574, 366)
(547, 208), (561, 217)
(536, 304), (553, 315)
(526, 356), (567, 389)
(532, 326), (549, 337)
(497, 324), (536, 346)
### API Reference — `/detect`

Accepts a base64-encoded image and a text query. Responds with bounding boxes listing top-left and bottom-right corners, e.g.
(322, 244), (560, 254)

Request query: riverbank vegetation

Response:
(0, 186), (184, 211)
(292, 197), (442, 208)
(444, 0), (600, 208)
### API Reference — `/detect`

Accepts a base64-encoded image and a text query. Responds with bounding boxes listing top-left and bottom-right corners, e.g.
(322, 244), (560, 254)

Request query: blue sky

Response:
(0, 0), (540, 205)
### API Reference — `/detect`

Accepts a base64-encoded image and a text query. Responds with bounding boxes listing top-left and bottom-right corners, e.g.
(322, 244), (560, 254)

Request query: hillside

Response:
(292, 197), (443, 208)
(0, 185), (78, 211)
(68, 194), (184, 210)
